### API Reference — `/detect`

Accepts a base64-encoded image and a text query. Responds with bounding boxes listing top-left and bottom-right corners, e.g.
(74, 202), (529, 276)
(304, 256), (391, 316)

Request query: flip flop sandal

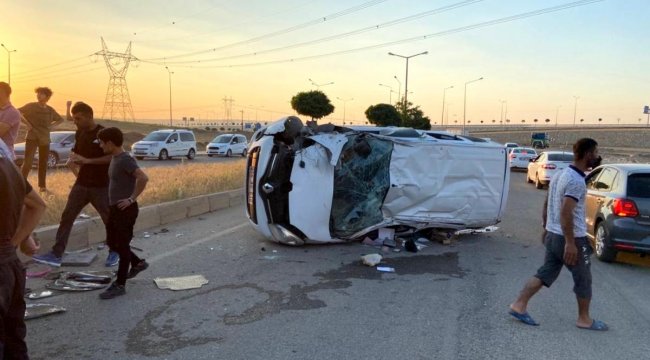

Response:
(577, 319), (608, 331)
(509, 309), (540, 326)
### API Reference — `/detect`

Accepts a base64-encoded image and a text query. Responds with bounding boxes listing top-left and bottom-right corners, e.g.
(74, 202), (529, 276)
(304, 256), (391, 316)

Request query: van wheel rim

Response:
(48, 154), (57, 167)
(596, 226), (605, 256)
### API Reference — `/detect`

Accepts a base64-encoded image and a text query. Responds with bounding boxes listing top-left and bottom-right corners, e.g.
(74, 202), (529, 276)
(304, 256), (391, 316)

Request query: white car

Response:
(131, 129), (197, 160)
(527, 151), (574, 189)
(246, 116), (511, 245)
(504, 143), (519, 153)
(509, 147), (537, 169)
(207, 134), (247, 157)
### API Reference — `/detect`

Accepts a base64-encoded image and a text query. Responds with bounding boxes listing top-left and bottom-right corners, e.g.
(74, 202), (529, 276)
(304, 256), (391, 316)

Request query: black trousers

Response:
(106, 204), (142, 286)
(20, 140), (49, 189)
(53, 184), (109, 258)
(0, 258), (28, 360)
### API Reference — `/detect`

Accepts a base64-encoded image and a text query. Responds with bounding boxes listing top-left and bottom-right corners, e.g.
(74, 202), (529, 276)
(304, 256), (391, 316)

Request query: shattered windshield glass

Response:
(330, 134), (393, 238)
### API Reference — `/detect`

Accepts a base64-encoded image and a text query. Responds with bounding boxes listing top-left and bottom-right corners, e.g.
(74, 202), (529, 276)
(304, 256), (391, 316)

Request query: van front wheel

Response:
(158, 149), (169, 160)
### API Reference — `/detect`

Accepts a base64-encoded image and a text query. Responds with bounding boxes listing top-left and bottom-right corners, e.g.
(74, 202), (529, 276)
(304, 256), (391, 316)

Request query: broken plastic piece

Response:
(361, 253), (382, 267)
(153, 275), (209, 291)
(26, 291), (55, 300)
(376, 266), (395, 273)
(25, 303), (66, 320)
(26, 268), (51, 279)
(61, 252), (97, 267)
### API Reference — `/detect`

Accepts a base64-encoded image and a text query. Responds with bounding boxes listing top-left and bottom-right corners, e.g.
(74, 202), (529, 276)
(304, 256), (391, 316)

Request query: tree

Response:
(290, 90), (335, 120)
(492, 119), (496, 124)
(580, 119), (584, 123)
(400, 105), (431, 130)
(365, 103), (401, 127)
(534, 119), (539, 123)
(545, 119), (550, 123)
(598, 118), (603, 123)
(521, 119), (525, 123)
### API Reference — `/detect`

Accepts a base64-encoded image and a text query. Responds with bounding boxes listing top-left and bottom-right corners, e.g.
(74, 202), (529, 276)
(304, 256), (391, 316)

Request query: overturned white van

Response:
(246, 116), (510, 245)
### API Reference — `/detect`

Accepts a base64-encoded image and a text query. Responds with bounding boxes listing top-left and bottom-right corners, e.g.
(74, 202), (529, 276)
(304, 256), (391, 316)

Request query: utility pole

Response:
(165, 67), (173, 127)
(388, 51), (427, 110)
(463, 77), (484, 134)
(240, 110), (244, 131)
(573, 96), (580, 126)
(1, 44), (17, 85)
(337, 97), (354, 124)
(441, 86), (453, 126)
(308, 78), (334, 90)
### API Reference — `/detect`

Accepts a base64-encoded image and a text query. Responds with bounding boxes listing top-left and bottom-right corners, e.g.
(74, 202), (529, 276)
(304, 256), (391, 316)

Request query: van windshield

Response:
(212, 135), (233, 143)
(143, 132), (170, 142)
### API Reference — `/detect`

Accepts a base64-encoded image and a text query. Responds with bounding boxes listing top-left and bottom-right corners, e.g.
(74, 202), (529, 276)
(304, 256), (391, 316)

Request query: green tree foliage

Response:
(401, 105), (432, 130)
(290, 90), (335, 120)
(365, 103), (401, 127)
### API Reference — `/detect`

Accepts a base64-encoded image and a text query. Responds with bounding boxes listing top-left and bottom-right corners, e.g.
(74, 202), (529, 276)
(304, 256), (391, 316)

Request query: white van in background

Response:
(131, 129), (197, 160)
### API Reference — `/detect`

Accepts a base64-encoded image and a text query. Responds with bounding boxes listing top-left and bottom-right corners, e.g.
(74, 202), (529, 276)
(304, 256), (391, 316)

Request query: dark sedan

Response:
(585, 164), (650, 262)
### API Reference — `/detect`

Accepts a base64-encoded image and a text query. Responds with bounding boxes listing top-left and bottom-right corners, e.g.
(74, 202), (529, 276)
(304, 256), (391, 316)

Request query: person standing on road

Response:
(508, 138), (607, 331)
(97, 127), (149, 299)
(0, 140), (47, 359)
(32, 102), (119, 268)
(19, 87), (70, 192)
(0, 82), (21, 159)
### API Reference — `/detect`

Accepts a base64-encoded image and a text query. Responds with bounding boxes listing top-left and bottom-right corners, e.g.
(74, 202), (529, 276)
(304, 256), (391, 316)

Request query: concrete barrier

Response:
(32, 188), (245, 252)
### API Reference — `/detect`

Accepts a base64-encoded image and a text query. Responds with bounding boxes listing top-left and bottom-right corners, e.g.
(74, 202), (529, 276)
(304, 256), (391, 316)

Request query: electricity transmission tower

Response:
(96, 37), (137, 121)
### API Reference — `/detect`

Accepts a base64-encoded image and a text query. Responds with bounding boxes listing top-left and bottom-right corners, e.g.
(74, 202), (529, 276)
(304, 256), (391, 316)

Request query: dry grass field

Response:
(30, 160), (246, 226)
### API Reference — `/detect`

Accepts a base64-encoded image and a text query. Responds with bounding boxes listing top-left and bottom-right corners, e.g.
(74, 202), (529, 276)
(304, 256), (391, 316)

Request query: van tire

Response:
(187, 148), (196, 160)
(226, 149), (232, 157)
(135, 156), (144, 160)
(158, 149), (169, 160)
(241, 148), (247, 157)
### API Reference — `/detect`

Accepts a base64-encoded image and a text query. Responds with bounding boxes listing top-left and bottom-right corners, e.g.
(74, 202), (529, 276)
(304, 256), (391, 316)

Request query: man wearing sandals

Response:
(509, 138), (608, 331)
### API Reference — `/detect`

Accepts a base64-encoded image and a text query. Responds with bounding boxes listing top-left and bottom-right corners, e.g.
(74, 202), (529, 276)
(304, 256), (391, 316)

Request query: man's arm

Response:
(11, 189), (47, 248)
(560, 197), (578, 265)
(19, 114), (33, 131)
(71, 153), (113, 165)
(66, 157), (80, 177)
(65, 101), (72, 121)
(116, 168), (149, 210)
(0, 122), (10, 137)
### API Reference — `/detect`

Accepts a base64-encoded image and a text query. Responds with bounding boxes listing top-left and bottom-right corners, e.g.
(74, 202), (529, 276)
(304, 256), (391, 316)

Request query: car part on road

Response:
(361, 254), (383, 266)
(154, 275), (209, 290)
(26, 290), (55, 300)
(61, 252), (98, 267)
(25, 303), (66, 320)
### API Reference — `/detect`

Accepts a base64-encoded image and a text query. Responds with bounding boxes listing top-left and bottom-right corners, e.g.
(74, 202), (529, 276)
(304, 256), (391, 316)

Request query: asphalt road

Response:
(25, 171), (650, 360)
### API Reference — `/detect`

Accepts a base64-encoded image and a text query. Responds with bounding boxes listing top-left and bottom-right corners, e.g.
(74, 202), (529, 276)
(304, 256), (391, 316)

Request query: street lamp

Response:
(441, 86), (453, 126)
(499, 100), (507, 126)
(1, 44), (17, 85)
(378, 83), (394, 104)
(573, 96), (580, 126)
(463, 77), (484, 134)
(555, 105), (561, 129)
(165, 66), (173, 127)
(388, 51), (428, 109)
(308, 78), (334, 89)
(393, 76), (401, 106)
(337, 97), (354, 124)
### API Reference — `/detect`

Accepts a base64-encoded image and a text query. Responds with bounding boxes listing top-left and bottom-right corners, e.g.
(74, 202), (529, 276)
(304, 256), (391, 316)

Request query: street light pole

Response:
(308, 78), (334, 90)
(1, 44), (17, 85)
(388, 51), (428, 110)
(165, 66), (173, 127)
(337, 97), (354, 124)
(555, 105), (561, 129)
(378, 83), (393, 104)
(441, 86), (453, 126)
(573, 96), (580, 126)
(393, 76), (401, 106)
(463, 77), (484, 134)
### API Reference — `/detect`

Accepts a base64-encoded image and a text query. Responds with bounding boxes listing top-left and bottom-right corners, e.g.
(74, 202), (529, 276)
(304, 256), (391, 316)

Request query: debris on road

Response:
(61, 252), (97, 267)
(25, 303), (66, 320)
(26, 267), (51, 279)
(377, 266), (395, 273)
(160, 228), (170, 233)
(361, 254), (382, 267)
(77, 213), (91, 219)
(154, 275), (209, 291)
(26, 290), (55, 300)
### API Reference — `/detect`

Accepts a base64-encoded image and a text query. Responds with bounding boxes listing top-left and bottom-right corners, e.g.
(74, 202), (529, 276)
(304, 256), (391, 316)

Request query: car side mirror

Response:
(62, 141), (72, 146)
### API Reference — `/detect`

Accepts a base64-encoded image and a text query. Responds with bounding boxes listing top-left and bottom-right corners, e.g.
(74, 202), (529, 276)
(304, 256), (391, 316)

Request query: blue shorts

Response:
(534, 232), (593, 299)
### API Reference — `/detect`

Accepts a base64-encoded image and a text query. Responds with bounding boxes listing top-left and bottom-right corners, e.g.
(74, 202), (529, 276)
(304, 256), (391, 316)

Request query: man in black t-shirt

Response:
(32, 102), (118, 267)
(0, 139), (46, 359)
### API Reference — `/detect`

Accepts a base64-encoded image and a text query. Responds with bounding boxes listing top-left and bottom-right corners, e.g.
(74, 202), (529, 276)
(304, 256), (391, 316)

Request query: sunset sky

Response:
(2, 0), (648, 126)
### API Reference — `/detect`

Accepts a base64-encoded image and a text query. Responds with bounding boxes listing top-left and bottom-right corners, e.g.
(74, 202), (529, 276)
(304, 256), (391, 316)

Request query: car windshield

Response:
(50, 133), (71, 143)
(212, 135), (233, 143)
(627, 173), (650, 198)
(548, 153), (574, 162)
(143, 132), (170, 141)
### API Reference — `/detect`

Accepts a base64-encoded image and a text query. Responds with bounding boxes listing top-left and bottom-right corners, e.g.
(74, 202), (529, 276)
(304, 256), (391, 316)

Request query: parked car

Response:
(130, 129), (196, 160)
(14, 131), (76, 168)
(504, 142), (519, 153)
(527, 151), (574, 189)
(245, 116), (511, 245)
(206, 134), (247, 157)
(509, 147), (537, 169)
(585, 164), (650, 262)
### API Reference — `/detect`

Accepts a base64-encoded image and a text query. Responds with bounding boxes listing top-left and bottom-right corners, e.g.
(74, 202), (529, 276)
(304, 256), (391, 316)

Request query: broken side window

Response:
(330, 134), (393, 238)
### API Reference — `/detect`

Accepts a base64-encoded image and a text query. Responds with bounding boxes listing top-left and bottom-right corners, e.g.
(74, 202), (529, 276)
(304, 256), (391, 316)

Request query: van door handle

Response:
(596, 198), (604, 203)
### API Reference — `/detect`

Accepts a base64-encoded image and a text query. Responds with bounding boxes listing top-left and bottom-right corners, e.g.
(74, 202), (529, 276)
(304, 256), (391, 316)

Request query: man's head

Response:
(0, 82), (11, 103)
(35, 87), (53, 103)
(97, 127), (123, 154)
(573, 138), (601, 169)
(71, 102), (95, 130)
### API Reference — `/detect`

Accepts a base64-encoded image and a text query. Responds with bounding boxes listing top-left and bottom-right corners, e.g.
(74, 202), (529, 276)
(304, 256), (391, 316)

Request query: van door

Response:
(167, 133), (180, 156)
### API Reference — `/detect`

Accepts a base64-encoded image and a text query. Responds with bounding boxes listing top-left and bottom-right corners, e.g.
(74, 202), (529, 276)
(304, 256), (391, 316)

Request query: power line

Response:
(151, 0), (482, 65)
(142, 0), (388, 61)
(11, 65), (104, 84)
(10, 55), (94, 77)
(11, 61), (100, 81)
(157, 0), (603, 69)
